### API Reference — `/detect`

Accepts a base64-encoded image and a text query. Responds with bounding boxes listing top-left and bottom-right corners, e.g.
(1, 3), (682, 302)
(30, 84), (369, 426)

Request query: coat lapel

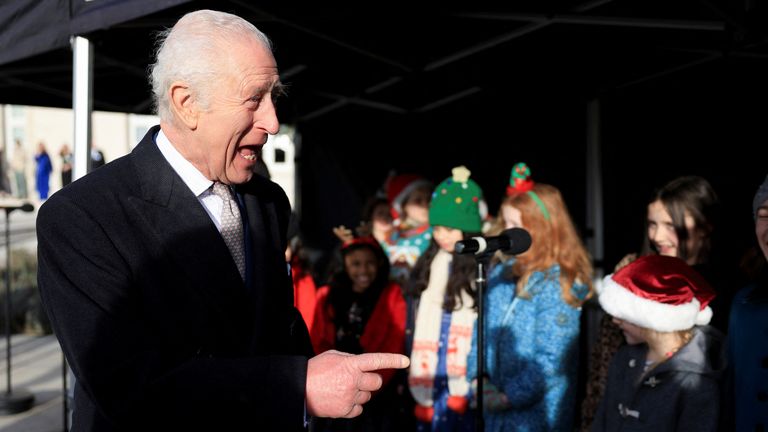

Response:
(127, 128), (249, 326)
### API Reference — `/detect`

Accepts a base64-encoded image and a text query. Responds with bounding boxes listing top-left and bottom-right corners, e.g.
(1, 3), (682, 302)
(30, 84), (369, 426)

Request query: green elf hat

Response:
(429, 166), (484, 233)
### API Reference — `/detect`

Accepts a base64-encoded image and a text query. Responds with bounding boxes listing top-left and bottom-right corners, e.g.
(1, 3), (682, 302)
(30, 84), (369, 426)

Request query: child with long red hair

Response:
(467, 162), (594, 431)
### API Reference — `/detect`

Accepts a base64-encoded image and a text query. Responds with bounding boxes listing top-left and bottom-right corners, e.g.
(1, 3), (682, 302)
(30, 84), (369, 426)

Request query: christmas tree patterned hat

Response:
(429, 166), (483, 233)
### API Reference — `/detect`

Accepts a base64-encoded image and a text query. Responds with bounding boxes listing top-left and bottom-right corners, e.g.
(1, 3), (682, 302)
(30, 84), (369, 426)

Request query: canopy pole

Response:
(72, 36), (93, 181)
(586, 98), (603, 278)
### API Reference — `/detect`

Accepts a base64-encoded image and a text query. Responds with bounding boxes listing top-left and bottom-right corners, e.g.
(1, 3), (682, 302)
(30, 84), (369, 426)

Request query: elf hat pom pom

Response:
(598, 255), (716, 332)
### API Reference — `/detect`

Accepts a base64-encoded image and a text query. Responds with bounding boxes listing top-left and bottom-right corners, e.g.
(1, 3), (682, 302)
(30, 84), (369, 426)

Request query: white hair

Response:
(149, 10), (273, 123)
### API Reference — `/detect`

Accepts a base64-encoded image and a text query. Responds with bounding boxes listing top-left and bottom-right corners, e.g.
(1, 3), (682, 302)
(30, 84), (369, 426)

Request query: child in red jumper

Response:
(311, 232), (406, 432)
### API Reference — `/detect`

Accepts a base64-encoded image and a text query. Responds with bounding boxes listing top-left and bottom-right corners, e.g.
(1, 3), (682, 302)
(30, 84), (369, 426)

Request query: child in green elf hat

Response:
(406, 165), (483, 431)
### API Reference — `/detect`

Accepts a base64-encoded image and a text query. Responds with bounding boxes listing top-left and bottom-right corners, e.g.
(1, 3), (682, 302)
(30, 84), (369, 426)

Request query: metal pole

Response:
(586, 99), (604, 278)
(474, 253), (490, 432)
(4, 209), (10, 395)
(72, 36), (93, 181)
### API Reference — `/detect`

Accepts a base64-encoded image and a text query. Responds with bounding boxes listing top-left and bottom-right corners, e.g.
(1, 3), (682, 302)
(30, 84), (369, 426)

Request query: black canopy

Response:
(1, 0), (766, 268)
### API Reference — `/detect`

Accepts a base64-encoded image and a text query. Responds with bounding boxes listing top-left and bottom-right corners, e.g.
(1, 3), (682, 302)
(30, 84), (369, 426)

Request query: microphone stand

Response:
(473, 251), (493, 432)
(0, 200), (35, 415)
(455, 228), (531, 432)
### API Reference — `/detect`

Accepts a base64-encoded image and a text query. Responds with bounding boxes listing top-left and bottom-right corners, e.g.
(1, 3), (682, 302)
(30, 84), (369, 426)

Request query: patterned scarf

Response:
(408, 249), (476, 406)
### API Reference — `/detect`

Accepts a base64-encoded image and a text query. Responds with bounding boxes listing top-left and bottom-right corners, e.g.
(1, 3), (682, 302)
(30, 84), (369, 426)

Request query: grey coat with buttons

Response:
(591, 325), (724, 432)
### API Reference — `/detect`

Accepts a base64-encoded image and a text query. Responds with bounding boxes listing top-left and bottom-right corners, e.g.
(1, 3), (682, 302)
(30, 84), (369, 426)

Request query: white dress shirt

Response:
(155, 128), (226, 231)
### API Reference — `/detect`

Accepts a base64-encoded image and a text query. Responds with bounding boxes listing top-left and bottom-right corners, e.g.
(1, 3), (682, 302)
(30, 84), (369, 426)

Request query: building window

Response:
(10, 105), (24, 118)
(12, 127), (24, 141)
(274, 148), (286, 163)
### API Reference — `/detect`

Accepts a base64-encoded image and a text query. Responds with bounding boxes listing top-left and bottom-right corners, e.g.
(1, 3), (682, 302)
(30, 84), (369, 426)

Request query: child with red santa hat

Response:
(592, 254), (724, 432)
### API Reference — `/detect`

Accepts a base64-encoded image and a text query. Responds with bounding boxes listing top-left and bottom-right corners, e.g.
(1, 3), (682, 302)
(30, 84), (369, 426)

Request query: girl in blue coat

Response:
(467, 163), (594, 432)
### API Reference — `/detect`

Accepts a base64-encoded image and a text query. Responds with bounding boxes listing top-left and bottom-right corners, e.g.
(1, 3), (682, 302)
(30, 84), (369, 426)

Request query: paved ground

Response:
(0, 334), (66, 432)
(0, 200), (66, 431)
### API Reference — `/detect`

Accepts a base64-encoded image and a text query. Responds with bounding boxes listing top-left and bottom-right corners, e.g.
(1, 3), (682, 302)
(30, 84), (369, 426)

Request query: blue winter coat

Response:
(467, 261), (588, 432)
(725, 282), (768, 431)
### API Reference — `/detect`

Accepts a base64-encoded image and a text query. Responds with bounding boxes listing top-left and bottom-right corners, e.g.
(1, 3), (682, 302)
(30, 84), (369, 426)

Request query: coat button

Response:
(758, 391), (768, 402)
(628, 359), (636, 368)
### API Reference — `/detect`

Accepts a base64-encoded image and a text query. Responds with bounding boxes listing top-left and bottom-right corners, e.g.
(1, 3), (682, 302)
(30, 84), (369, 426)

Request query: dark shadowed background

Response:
(1, 0), (766, 276)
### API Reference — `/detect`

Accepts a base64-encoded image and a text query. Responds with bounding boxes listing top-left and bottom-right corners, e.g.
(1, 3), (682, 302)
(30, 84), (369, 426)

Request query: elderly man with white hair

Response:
(37, 10), (407, 431)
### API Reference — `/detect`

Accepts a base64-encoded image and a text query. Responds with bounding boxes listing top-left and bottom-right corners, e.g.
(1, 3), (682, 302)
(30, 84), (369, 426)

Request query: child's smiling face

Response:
(344, 248), (378, 293)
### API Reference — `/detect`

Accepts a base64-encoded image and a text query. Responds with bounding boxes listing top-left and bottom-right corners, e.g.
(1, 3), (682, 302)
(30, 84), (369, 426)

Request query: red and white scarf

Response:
(408, 249), (476, 406)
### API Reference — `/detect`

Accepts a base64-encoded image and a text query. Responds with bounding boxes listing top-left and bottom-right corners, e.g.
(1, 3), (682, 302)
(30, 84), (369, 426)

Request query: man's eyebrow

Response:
(272, 81), (287, 96)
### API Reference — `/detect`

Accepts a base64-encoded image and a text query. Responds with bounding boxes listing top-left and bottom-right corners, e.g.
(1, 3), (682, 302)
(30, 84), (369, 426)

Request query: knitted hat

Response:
(598, 255), (716, 332)
(429, 166), (483, 233)
(753, 174), (768, 220)
(385, 173), (432, 223)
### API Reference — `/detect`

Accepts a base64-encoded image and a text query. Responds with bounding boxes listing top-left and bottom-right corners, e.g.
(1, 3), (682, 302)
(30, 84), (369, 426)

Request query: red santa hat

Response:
(385, 173), (432, 224)
(598, 255), (716, 332)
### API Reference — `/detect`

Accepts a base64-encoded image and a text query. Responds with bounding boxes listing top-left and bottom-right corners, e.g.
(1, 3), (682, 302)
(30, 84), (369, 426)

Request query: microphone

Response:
(454, 228), (532, 255)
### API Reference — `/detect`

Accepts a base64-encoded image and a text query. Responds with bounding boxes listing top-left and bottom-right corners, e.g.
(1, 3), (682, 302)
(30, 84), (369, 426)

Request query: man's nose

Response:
(257, 99), (280, 135)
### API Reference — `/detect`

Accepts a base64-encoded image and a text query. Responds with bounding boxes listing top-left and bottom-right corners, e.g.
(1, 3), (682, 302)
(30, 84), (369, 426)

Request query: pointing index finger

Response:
(353, 353), (410, 372)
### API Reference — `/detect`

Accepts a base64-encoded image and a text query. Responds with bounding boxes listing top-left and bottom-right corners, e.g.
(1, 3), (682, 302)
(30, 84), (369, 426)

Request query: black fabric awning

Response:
(0, 1), (766, 267)
(0, 0), (190, 65)
(0, 1), (72, 65)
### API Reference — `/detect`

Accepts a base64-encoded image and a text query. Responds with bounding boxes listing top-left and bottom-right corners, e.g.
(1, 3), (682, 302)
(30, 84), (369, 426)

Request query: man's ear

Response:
(169, 82), (199, 130)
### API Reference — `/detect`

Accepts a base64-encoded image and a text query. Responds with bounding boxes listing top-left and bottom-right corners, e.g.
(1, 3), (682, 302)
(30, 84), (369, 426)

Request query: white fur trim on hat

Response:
(598, 274), (712, 332)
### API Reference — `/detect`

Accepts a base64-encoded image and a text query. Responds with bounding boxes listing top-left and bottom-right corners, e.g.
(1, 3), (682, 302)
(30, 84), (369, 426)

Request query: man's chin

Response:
(227, 170), (254, 185)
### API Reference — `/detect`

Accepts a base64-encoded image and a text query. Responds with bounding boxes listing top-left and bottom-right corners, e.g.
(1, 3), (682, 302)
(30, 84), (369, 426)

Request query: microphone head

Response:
(501, 228), (532, 255)
(453, 239), (477, 255)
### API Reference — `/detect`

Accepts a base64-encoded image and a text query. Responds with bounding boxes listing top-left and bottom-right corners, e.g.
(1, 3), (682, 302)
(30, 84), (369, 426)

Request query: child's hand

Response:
(614, 253), (638, 271)
(470, 377), (511, 413)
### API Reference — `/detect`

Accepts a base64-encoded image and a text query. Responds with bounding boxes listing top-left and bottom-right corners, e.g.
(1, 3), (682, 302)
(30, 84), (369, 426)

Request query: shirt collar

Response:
(155, 128), (213, 197)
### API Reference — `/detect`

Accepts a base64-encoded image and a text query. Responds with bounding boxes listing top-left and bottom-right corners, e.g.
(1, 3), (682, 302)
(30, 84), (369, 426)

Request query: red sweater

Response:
(292, 266), (317, 333)
(311, 281), (407, 385)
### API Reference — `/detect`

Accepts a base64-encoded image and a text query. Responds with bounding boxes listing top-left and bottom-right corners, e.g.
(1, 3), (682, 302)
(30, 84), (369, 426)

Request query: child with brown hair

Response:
(407, 166), (483, 431)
